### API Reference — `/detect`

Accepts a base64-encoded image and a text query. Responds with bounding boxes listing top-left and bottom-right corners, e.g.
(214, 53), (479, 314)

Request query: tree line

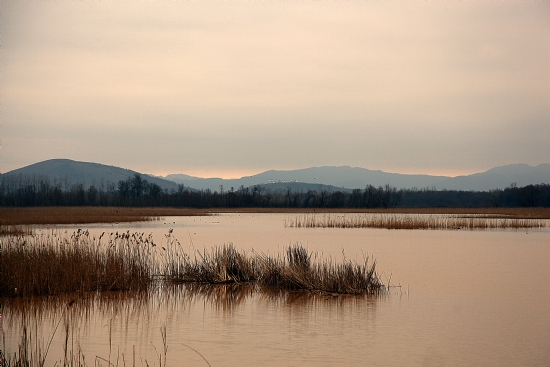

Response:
(1, 173), (549, 208)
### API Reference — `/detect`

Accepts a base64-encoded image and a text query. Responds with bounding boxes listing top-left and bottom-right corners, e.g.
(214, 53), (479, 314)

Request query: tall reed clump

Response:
(176, 244), (258, 284)
(285, 214), (548, 230)
(0, 230), (155, 297)
(166, 243), (383, 295)
(257, 244), (382, 294)
(163, 243), (260, 284)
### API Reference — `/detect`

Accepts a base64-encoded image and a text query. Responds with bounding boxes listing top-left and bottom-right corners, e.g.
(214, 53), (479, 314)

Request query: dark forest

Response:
(1, 173), (549, 208)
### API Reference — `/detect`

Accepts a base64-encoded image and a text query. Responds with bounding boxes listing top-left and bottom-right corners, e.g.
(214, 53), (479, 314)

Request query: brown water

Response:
(3, 213), (550, 366)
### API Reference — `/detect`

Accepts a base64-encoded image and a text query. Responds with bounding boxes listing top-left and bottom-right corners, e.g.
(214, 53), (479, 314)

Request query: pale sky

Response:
(2, 1), (549, 178)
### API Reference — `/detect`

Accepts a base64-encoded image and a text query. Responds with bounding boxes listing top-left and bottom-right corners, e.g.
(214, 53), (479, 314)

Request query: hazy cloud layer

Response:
(2, 2), (549, 178)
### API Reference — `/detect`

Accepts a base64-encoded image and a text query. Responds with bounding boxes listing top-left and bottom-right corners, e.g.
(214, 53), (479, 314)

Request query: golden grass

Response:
(0, 207), (215, 226)
(285, 213), (548, 230)
(1, 230), (155, 297)
(165, 242), (383, 295)
(1, 231), (384, 297)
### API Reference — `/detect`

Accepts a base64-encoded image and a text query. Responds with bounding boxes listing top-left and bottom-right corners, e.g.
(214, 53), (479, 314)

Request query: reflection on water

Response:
(2, 285), (380, 367)
(3, 213), (550, 367)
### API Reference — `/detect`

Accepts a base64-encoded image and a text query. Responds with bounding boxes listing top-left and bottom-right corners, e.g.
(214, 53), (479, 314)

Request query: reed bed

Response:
(285, 214), (548, 230)
(0, 225), (33, 236)
(0, 230), (155, 297)
(1, 231), (384, 297)
(166, 243), (383, 295)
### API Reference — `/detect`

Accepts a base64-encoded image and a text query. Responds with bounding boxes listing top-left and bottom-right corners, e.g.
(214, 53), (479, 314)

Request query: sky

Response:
(1, 2), (549, 179)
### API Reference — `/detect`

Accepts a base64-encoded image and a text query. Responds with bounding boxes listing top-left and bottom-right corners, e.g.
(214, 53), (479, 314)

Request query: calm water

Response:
(3, 213), (550, 366)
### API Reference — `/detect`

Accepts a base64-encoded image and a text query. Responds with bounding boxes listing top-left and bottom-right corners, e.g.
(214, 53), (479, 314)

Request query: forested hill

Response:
(4, 159), (550, 193)
(1, 174), (549, 208)
(2, 159), (550, 207)
(2, 159), (179, 192)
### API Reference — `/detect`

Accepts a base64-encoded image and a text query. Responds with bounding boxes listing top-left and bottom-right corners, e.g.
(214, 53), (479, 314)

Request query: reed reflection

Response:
(2, 281), (384, 366)
(4, 283), (382, 331)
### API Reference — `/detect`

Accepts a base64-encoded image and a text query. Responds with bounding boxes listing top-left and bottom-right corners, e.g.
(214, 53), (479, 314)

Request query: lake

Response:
(3, 213), (550, 366)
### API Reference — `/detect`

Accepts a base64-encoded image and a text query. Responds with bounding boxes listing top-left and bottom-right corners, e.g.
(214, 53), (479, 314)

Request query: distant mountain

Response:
(4, 160), (549, 193)
(166, 164), (550, 192)
(432, 164), (550, 191)
(255, 182), (354, 193)
(165, 166), (448, 192)
(2, 159), (180, 192)
(165, 173), (350, 193)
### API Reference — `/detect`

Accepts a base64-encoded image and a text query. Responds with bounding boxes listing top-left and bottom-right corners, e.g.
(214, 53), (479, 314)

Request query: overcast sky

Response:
(2, 2), (549, 178)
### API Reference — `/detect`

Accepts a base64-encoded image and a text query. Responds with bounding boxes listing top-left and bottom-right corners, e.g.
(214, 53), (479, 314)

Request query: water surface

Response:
(3, 213), (550, 366)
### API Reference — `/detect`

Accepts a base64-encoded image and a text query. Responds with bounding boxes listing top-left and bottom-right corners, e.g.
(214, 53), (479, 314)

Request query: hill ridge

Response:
(4, 159), (550, 192)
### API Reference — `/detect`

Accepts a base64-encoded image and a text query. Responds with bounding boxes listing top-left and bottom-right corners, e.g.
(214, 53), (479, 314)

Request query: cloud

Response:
(2, 1), (549, 176)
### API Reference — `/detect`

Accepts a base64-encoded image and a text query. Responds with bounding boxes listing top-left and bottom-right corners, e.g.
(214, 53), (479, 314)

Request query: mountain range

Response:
(3, 159), (550, 192)
(164, 164), (550, 191)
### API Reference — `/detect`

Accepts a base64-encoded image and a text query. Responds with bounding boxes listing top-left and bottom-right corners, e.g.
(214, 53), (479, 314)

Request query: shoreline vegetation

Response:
(2, 207), (549, 235)
(0, 230), (383, 298)
(2, 206), (550, 225)
(0, 207), (216, 236)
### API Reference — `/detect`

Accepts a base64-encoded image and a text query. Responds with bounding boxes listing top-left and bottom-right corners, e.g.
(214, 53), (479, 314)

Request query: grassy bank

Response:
(0, 207), (215, 227)
(0, 231), (383, 297)
(0, 207), (216, 236)
(2, 207), (550, 228)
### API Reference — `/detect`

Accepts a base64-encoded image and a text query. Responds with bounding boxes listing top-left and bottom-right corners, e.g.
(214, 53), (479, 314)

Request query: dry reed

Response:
(0, 207), (215, 226)
(1, 230), (383, 297)
(285, 214), (548, 230)
(166, 243), (383, 295)
(0, 230), (154, 297)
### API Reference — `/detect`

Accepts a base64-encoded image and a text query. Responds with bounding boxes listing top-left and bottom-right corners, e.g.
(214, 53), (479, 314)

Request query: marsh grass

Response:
(285, 213), (548, 230)
(0, 207), (216, 227)
(0, 225), (32, 236)
(1, 230), (383, 297)
(166, 243), (383, 295)
(0, 230), (155, 297)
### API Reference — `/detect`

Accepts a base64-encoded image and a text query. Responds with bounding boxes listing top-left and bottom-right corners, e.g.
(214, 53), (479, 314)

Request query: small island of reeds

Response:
(0, 230), (383, 298)
(285, 213), (548, 230)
